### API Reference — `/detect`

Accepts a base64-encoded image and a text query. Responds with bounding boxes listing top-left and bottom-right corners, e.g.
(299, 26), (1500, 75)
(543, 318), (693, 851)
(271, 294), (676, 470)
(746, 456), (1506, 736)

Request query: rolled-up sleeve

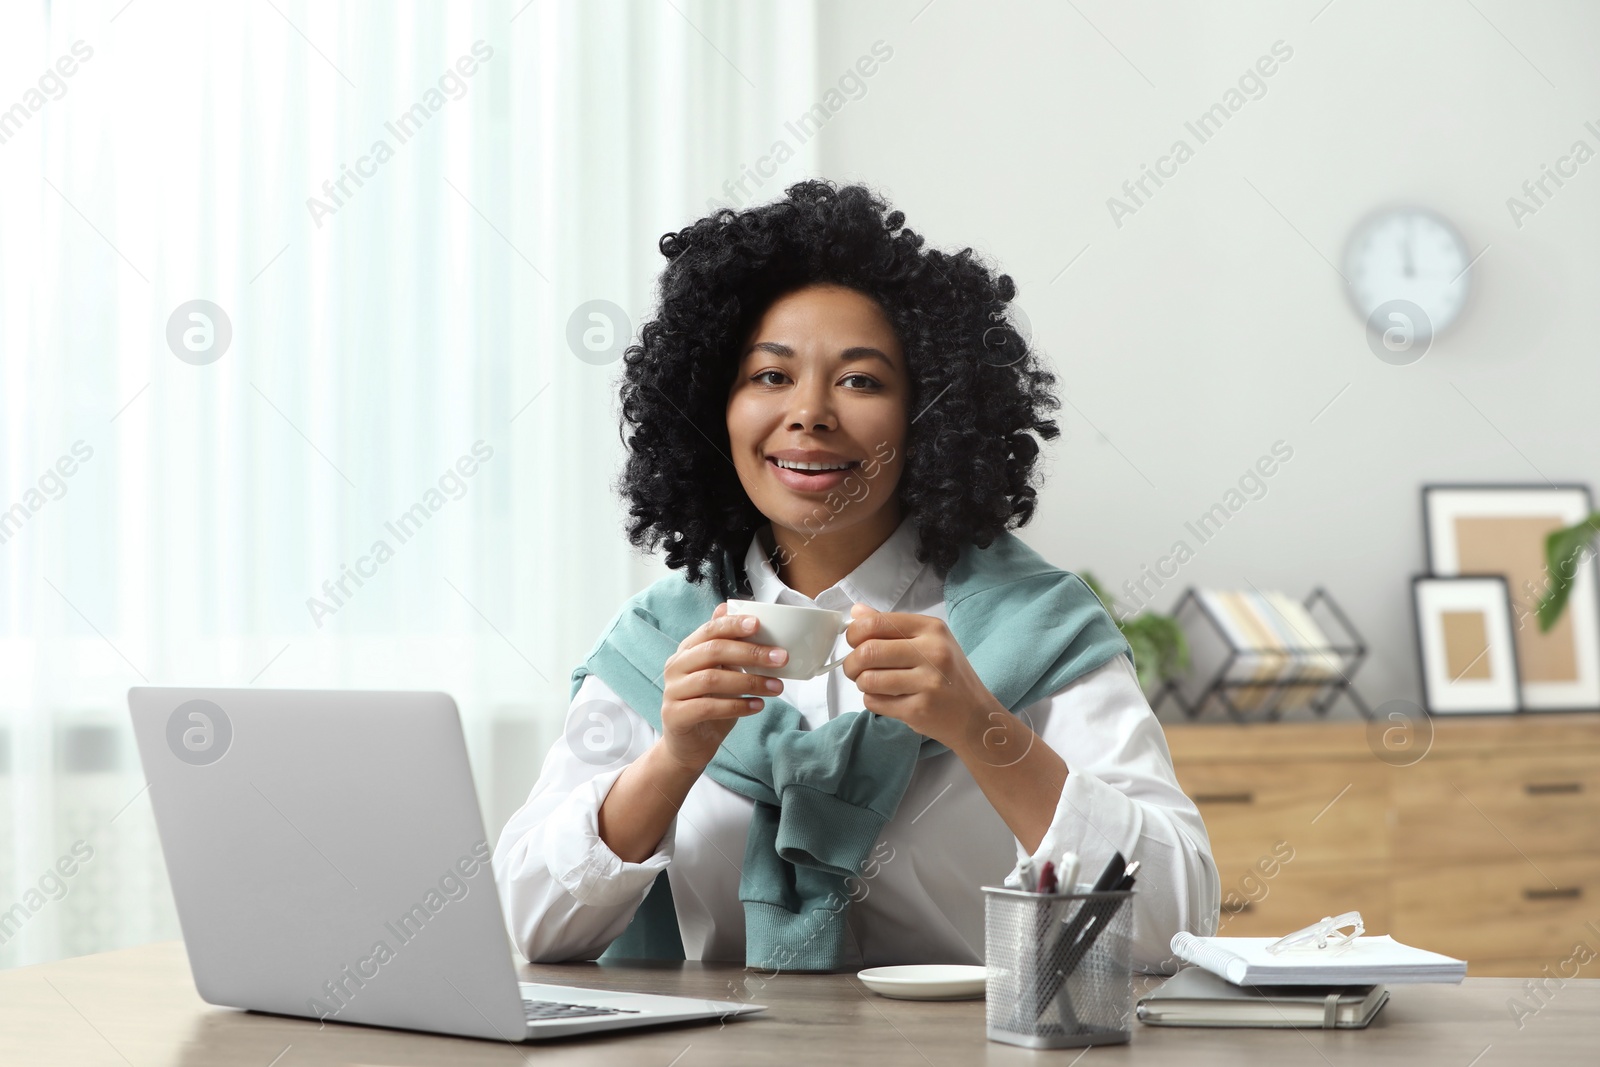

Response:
(1003, 654), (1220, 973)
(492, 675), (672, 963)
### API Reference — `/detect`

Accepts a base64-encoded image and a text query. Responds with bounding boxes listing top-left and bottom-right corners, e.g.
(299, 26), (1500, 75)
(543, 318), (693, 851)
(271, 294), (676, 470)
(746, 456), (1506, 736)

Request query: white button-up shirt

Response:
(493, 518), (1219, 972)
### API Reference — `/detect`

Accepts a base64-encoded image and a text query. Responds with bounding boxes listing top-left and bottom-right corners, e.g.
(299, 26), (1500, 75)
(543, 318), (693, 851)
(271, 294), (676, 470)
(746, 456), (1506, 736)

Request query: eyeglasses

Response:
(1265, 911), (1365, 955)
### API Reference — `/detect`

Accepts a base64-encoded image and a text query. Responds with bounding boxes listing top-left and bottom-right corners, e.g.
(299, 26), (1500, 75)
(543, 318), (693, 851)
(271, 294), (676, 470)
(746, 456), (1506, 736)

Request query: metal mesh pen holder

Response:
(983, 884), (1135, 1048)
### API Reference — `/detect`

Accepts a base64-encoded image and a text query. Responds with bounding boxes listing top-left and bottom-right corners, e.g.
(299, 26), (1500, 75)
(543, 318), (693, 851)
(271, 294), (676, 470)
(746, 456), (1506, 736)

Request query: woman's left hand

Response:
(840, 603), (1003, 751)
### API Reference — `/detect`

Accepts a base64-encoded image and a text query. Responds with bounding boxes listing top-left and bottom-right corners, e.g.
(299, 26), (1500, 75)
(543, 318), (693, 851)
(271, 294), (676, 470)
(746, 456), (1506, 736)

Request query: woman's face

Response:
(726, 283), (908, 544)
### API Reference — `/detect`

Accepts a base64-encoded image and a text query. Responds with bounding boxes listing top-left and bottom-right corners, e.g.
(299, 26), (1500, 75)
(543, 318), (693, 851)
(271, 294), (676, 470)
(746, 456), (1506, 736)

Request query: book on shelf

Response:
(1193, 589), (1343, 712)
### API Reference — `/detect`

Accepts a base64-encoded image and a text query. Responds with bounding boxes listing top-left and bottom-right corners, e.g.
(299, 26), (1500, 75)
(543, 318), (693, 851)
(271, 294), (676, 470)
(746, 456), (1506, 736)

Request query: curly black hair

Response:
(617, 179), (1061, 597)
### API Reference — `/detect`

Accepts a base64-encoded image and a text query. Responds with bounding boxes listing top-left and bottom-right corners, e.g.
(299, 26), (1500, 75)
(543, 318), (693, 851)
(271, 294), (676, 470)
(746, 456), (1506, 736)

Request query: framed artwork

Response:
(1412, 575), (1520, 714)
(1422, 484), (1600, 711)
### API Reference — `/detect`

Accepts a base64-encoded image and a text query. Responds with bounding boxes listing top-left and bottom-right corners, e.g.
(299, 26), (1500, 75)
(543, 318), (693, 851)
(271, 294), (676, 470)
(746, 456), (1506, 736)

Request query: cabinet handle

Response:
(1524, 782), (1582, 796)
(1221, 900), (1255, 915)
(1194, 791), (1255, 805)
(1523, 886), (1582, 901)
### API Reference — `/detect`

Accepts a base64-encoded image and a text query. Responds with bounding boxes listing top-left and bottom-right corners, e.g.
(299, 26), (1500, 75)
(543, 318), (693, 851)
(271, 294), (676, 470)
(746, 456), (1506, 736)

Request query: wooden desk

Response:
(0, 941), (1593, 1065)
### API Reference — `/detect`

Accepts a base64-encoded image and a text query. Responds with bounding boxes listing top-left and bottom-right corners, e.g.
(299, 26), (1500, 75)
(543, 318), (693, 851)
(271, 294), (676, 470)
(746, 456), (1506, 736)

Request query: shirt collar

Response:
(743, 515), (926, 613)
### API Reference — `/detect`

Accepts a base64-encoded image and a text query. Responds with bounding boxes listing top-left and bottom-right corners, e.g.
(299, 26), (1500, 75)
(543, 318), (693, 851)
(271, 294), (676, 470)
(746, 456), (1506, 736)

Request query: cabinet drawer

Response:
(1175, 760), (1389, 868)
(1393, 855), (1600, 962)
(1213, 861), (1389, 941)
(1391, 752), (1600, 861)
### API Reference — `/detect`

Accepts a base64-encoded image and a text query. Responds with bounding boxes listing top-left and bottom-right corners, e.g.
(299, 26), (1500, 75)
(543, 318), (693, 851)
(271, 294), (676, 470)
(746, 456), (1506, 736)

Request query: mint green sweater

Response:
(569, 529), (1132, 972)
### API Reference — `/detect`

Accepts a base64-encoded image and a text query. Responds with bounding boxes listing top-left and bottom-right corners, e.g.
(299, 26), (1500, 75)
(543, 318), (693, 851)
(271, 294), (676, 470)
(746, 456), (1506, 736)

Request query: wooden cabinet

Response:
(1163, 713), (1600, 979)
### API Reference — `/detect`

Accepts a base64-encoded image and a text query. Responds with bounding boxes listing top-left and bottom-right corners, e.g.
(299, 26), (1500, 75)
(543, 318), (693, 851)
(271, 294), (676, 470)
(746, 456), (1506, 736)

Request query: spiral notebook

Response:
(1170, 933), (1466, 986)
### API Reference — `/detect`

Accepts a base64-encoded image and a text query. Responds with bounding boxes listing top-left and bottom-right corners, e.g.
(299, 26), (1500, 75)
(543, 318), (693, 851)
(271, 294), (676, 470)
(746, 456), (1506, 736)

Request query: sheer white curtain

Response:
(0, 0), (817, 969)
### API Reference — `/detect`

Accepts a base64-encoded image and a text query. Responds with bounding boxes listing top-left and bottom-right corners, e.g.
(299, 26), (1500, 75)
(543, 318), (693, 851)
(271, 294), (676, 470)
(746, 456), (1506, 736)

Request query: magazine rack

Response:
(1149, 587), (1371, 722)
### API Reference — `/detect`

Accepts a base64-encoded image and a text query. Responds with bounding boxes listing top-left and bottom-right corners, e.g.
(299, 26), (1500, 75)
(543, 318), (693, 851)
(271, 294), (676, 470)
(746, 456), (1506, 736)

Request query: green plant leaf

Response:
(1148, 615), (1191, 675)
(1125, 630), (1160, 691)
(1537, 512), (1600, 632)
(1078, 569), (1188, 687)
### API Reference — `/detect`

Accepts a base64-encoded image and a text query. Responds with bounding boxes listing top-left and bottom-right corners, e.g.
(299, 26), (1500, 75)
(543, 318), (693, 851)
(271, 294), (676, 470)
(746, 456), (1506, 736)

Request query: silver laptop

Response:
(127, 687), (765, 1041)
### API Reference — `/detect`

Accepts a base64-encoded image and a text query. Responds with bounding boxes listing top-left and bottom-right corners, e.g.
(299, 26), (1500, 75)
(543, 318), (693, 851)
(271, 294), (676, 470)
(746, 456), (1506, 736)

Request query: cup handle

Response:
(817, 652), (849, 674)
(817, 612), (852, 673)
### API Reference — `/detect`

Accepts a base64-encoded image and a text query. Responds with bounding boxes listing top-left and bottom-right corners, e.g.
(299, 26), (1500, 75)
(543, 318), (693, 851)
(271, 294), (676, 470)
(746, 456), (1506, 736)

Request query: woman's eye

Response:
(749, 370), (879, 389)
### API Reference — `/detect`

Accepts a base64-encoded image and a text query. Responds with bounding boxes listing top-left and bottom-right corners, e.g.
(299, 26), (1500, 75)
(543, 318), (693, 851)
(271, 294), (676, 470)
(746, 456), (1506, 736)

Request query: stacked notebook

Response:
(1137, 967), (1390, 1030)
(1169, 932), (1467, 986)
(1140, 933), (1467, 1030)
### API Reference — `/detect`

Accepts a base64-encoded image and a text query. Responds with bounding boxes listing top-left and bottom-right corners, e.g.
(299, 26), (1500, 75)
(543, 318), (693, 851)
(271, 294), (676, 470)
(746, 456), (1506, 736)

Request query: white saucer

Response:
(856, 964), (987, 1000)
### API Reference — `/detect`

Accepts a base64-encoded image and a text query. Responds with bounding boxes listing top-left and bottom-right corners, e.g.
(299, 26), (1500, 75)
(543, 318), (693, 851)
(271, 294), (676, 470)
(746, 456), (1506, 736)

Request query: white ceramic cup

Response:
(725, 599), (851, 681)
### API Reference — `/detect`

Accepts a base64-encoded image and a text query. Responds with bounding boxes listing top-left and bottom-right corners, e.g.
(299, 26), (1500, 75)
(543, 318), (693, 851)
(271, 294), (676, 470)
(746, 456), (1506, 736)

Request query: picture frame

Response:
(1422, 484), (1600, 711)
(1411, 575), (1521, 715)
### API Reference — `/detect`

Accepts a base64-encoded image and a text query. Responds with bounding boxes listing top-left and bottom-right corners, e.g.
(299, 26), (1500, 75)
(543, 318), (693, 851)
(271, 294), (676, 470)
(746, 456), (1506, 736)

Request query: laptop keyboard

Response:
(523, 998), (642, 1022)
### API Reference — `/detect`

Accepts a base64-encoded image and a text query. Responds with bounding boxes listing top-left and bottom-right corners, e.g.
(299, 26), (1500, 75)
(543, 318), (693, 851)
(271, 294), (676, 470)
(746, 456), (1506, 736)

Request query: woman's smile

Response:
(765, 448), (862, 494)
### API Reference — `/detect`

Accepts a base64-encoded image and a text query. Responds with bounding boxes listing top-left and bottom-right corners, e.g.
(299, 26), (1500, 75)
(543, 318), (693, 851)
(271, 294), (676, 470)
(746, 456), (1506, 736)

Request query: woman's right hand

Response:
(658, 602), (787, 773)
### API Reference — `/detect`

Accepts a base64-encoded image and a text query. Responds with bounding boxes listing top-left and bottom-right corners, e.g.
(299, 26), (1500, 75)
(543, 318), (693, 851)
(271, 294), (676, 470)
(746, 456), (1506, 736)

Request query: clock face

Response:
(1343, 207), (1471, 344)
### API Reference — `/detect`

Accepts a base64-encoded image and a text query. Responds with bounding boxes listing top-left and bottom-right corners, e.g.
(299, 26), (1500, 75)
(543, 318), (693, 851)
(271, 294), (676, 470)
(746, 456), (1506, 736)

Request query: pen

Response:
(1055, 851), (1080, 895)
(1113, 859), (1141, 892)
(1057, 850), (1124, 949)
(1058, 860), (1140, 975)
(1044, 861), (1140, 1030)
(1090, 851), (1126, 894)
(1017, 855), (1037, 893)
(1046, 852), (1124, 972)
(1012, 858), (1055, 1027)
(1033, 851), (1128, 1026)
(1073, 862), (1139, 946)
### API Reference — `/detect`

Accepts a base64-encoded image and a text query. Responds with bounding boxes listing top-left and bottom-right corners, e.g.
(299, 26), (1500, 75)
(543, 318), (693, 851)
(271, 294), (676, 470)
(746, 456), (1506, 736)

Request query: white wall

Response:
(810, 0), (1600, 715)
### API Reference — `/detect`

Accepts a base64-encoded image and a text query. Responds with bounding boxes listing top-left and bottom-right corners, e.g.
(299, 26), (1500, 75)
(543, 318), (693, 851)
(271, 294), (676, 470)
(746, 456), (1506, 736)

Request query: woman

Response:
(495, 180), (1218, 974)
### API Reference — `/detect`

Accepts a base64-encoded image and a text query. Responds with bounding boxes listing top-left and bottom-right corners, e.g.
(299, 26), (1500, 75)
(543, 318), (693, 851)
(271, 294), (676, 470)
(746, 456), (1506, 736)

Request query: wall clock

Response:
(1343, 207), (1471, 362)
